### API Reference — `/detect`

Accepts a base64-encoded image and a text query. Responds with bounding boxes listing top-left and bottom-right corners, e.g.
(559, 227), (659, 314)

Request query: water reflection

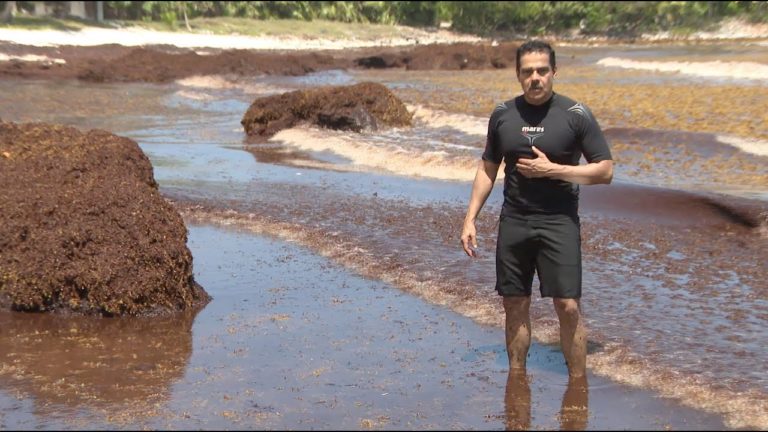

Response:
(504, 372), (531, 431)
(504, 372), (589, 431)
(0, 309), (198, 415)
(560, 376), (589, 431)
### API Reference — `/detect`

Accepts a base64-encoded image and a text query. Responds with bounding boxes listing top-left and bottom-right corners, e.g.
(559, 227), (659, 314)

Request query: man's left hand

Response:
(516, 146), (557, 178)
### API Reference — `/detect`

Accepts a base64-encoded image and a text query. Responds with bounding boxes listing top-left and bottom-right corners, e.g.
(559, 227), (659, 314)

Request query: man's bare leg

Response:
(502, 296), (532, 372)
(553, 298), (587, 377)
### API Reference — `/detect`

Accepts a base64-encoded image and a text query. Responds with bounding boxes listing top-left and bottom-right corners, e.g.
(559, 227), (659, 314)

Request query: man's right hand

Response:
(461, 221), (478, 258)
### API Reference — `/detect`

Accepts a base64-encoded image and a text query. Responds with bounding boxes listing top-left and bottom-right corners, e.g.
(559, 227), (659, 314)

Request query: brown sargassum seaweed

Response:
(0, 121), (210, 316)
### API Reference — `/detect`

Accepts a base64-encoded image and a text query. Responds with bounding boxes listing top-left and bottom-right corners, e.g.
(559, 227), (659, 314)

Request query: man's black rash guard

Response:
(482, 93), (612, 216)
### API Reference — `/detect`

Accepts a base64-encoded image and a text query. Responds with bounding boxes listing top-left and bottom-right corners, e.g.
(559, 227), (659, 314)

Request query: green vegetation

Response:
(0, 15), (88, 30)
(119, 16), (411, 40)
(441, 1), (768, 36)
(0, 14), (412, 40)
(1, 1), (767, 37)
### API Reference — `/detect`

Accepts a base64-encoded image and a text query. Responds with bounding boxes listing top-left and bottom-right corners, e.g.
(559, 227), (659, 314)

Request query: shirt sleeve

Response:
(482, 107), (504, 164)
(574, 104), (612, 163)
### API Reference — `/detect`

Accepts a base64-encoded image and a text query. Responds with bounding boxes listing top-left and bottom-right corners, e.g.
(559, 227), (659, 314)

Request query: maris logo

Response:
(520, 126), (544, 145)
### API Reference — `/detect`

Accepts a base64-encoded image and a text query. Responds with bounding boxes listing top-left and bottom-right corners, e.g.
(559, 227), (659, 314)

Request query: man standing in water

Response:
(461, 40), (613, 378)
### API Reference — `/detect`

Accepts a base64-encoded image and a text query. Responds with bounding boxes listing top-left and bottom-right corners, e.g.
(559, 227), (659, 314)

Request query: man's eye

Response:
(521, 68), (549, 76)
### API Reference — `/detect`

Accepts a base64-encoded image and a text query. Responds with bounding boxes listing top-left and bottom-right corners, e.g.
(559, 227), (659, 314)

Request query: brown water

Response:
(0, 226), (727, 429)
(1, 43), (766, 429)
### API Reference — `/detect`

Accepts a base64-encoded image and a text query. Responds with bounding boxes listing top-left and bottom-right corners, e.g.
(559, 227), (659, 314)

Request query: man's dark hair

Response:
(516, 40), (556, 73)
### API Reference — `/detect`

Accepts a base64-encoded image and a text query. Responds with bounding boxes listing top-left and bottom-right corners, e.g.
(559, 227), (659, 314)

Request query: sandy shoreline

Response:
(0, 26), (484, 50)
(1, 18), (767, 52)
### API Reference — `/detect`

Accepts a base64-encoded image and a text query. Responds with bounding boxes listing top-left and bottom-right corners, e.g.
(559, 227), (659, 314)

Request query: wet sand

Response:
(0, 225), (728, 429)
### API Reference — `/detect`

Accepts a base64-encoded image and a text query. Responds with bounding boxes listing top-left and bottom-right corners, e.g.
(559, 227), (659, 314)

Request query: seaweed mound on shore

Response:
(0, 121), (210, 316)
(0, 42), (519, 83)
(77, 47), (343, 83)
(241, 82), (413, 137)
(354, 41), (519, 70)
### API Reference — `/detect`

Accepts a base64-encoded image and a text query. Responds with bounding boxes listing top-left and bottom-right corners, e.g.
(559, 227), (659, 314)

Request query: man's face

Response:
(517, 51), (556, 105)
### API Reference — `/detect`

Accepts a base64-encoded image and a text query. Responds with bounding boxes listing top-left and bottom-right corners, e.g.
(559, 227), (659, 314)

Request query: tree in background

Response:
(1, 1), (17, 23)
(3, 1), (766, 36)
(440, 1), (767, 36)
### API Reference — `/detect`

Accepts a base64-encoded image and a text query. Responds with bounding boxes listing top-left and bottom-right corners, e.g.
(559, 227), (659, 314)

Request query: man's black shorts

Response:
(495, 212), (581, 298)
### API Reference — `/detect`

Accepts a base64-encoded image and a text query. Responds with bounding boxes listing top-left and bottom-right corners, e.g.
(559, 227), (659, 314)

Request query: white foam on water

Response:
(0, 53), (65, 64)
(408, 104), (487, 136)
(716, 135), (768, 157)
(431, 141), (478, 151)
(173, 89), (215, 101)
(175, 75), (289, 95)
(176, 75), (240, 89)
(597, 57), (768, 81)
(271, 126), (478, 181)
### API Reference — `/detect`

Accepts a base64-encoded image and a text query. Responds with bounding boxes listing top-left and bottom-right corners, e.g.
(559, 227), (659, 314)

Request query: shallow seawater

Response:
(0, 225), (728, 430)
(0, 42), (766, 429)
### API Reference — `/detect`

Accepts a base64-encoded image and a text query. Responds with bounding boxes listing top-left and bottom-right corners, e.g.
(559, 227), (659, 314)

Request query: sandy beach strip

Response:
(0, 26), (483, 50)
